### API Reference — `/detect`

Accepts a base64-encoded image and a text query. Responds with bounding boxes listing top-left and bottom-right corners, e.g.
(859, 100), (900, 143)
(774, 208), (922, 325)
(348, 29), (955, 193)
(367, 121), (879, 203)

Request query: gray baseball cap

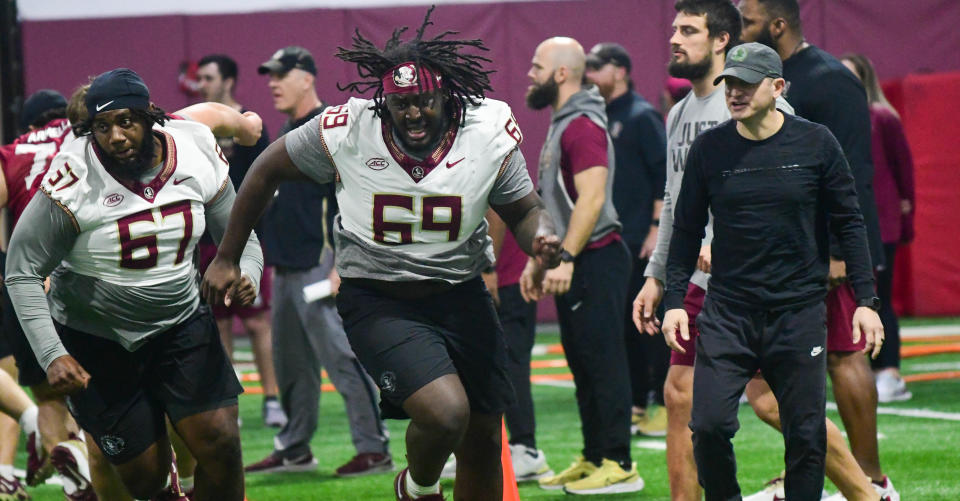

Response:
(713, 42), (783, 85)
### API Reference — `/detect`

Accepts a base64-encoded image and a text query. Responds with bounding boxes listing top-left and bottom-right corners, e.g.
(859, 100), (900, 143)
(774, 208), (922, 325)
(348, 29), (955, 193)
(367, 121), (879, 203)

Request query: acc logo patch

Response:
(366, 158), (388, 170)
(100, 434), (126, 456)
(103, 193), (124, 207)
(730, 46), (747, 62)
(379, 371), (397, 393)
(393, 64), (418, 88)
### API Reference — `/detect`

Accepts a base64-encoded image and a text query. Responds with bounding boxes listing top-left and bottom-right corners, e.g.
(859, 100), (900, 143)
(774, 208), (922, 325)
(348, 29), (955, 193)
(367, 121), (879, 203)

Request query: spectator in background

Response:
(841, 53), (916, 403)
(661, 77), (693, 115)
(584, 42), (670, 437)
(243, 46), (393, 477)
(195, 53), (285, 428)
(739, 1), (899, 499)
(524, 36), (644, 495)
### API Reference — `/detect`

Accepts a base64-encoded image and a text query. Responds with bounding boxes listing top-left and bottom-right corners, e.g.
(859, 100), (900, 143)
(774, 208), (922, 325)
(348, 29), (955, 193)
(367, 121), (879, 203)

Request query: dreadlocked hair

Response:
(335, 5), (494, 124)
(73, 104), (168, 137)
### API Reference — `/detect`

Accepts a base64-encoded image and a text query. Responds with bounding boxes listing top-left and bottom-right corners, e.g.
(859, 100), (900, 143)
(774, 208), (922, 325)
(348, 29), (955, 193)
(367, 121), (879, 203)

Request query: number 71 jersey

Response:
(313, 97), (526, 281)
(41, 119), (229, 287)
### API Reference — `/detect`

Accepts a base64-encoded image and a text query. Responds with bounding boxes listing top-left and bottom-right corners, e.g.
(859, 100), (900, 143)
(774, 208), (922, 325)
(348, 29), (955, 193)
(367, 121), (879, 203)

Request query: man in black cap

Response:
(244, 46), (393, 477)
(661, 42), (884, 501)
(584, 42), (669, 438)
(5, 67), (264, 501)
(738, 3), (898, 499)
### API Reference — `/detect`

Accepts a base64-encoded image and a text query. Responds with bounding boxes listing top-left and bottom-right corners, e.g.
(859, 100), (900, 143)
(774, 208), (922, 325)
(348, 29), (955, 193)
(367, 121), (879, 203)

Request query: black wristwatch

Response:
(856, 297), (881, 311)
(560, 249), (576, 263)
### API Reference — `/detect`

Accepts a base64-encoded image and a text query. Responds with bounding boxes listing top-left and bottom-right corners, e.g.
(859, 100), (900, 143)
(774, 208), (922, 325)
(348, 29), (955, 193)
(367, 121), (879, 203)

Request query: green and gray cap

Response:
(713, 42), (783, 85)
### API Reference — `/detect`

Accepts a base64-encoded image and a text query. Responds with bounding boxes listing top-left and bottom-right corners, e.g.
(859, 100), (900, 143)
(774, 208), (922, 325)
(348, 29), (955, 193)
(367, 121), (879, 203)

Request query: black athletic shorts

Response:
(337, 276), (515, 420)
(1, 285), (47, 386)
(56, 305), (242, 465)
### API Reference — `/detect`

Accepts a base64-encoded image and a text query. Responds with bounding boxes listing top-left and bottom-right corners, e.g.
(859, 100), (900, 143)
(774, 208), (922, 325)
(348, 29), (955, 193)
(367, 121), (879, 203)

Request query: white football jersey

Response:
(41, 119), (229, 287)
(323, 98), (521, 253)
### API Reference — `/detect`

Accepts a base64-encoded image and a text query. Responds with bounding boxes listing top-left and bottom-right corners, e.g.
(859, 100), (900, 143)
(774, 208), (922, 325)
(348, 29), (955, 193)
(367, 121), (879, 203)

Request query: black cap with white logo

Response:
(85, 68), (150, 119)
(258, 46), (317, 76)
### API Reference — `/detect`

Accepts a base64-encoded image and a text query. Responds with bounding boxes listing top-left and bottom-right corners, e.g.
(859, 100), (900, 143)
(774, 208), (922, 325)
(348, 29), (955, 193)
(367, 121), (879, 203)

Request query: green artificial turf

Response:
(18, 324), (960, 500)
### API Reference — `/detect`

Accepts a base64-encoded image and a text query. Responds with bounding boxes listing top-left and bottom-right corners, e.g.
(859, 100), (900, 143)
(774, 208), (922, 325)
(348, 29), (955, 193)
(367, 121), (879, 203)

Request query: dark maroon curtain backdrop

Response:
(21, 0), (960, 317)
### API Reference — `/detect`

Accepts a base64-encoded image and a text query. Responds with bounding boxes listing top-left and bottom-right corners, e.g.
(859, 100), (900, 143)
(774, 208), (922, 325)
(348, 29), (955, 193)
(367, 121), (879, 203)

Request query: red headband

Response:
(382, 62), (443, 95)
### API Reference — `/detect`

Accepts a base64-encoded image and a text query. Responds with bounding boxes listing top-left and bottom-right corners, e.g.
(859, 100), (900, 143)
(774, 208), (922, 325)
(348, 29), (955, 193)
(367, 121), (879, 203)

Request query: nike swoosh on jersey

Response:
(446, 157), (465, 168)
(95, 100), (115, 112)
(173, 177), (191, 185)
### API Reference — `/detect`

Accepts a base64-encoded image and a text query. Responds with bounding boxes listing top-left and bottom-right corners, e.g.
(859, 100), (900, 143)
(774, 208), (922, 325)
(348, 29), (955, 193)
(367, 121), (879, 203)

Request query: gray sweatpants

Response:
(271, 252), (389, 458)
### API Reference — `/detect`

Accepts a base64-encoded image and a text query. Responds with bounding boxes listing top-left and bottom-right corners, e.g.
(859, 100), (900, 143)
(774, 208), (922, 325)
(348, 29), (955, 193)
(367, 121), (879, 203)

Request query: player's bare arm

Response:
(175, 102), (263, 146)
(491, 190), (561, 270)
(202, 136), (308, 306)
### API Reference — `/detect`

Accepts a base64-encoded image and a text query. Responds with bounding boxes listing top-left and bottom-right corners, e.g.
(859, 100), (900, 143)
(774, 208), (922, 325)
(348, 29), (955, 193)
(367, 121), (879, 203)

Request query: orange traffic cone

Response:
(501, 420), (521, 501)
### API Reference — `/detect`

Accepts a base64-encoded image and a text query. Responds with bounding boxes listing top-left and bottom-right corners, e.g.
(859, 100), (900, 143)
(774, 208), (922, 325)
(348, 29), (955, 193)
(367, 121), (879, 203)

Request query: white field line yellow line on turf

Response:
(900, 324), (960, 338)
(532, 381), (960, 422)
(826, 402), (960, 421)
(635, 440), (667, 451)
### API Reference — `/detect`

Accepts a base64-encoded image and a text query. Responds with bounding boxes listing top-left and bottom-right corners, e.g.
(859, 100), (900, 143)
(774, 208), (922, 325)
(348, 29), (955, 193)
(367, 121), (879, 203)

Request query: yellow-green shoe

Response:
(635, 404), (668, 437)
(538, 456), (597, 491)
(563, 458), (645, 495)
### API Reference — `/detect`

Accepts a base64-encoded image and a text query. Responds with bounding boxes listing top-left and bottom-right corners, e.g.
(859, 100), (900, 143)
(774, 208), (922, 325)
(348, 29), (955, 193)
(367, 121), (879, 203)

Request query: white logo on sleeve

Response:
(95, 100), (115, 112)
(810, 346), (824, 357)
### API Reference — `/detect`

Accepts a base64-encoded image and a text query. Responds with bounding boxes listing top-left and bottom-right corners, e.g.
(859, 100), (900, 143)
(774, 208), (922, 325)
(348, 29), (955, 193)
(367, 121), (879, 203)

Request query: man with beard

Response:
(634, 2), (882, 500)
(523, 37), (643, 495)
(203, 9), (562, 500)
(195, 53), (285, 429)
(584, 43), (670, 438)
(661, 41), (883, 501)
(243, 45), (394, 478)
(5, 68), (262, 501)
(737, 1), (898, 499)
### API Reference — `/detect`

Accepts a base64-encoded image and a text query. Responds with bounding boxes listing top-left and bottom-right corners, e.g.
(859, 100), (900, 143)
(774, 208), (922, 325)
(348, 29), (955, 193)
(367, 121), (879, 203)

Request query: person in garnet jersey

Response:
(5, 68), (263, 501)
(203, 8), (562, 500)
(0, 89), (96, 501)
(523, 37), (643, 495)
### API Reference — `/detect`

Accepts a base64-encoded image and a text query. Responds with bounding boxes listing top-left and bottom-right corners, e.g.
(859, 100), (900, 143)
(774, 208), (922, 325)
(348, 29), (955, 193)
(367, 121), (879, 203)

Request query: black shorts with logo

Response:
(337, 276), (515, 420)
(56, 305), (242, 464)
(1, 285), (47, 386)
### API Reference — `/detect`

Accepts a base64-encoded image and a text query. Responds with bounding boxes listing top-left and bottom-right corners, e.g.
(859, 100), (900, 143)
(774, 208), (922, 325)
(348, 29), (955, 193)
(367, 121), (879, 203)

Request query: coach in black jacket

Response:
(661, 43), (884, 501)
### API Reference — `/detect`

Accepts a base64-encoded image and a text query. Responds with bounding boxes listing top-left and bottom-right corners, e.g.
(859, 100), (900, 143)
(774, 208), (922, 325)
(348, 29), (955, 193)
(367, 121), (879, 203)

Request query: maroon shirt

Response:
(496, 232), (527, 288)
(0, 118), (73, 228)
(560, 115), (621, 250)
(869, 105), (915, 243)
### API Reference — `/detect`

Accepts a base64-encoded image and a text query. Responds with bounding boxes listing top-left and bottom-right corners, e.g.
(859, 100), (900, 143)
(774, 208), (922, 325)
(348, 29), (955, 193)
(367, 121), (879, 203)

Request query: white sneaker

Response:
(743, 476), (785, 501)
(876, 372), (912, 403)
(509, 444), (554, 482)
(439, 454), (457, 480)
(874, 476), (900, 501)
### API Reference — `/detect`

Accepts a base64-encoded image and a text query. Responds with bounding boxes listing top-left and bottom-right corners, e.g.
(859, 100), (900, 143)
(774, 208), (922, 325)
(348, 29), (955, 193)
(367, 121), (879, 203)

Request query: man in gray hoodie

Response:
(521, 37), (643, 496)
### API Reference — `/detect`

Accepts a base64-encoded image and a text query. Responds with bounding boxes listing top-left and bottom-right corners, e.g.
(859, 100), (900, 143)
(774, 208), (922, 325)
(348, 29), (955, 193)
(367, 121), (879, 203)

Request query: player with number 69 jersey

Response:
(204, 10), (562, 501)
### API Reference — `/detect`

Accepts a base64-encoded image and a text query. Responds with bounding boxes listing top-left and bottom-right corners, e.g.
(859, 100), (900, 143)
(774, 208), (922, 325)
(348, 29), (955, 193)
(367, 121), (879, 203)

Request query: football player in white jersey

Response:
(5, 68), (262, 501)
(205, 9), (561, 501)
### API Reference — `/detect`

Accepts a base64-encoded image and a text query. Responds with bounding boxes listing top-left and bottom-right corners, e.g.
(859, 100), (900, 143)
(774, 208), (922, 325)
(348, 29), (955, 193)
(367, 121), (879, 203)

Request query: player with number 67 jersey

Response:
(5, 68), (259, 501)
